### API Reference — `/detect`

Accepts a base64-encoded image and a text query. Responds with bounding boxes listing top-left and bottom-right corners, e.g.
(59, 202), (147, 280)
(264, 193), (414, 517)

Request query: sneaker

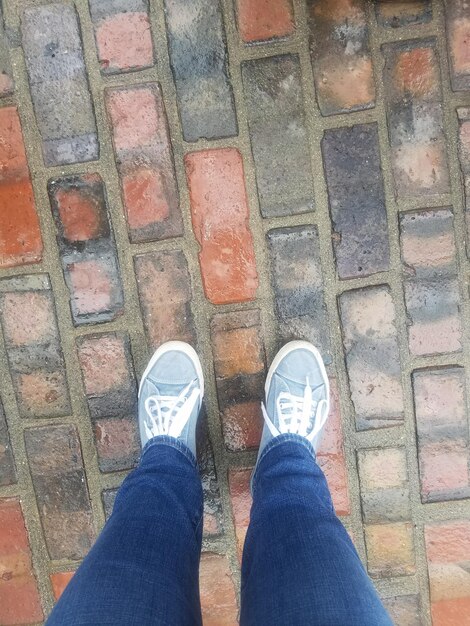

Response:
(257, 341), (330, 460)
(138, 341), (204, 456)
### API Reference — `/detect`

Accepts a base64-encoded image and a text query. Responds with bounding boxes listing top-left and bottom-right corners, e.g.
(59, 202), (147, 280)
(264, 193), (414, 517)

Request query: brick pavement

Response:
(0, 0), (470, 624)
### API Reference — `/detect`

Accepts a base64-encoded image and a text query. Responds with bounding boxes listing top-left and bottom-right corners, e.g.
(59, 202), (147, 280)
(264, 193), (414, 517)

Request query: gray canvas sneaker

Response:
(138, 341), (204, 456)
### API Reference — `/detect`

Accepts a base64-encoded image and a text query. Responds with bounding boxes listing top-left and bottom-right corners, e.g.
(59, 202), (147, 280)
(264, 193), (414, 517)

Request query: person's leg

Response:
(47, 342), (205, 626)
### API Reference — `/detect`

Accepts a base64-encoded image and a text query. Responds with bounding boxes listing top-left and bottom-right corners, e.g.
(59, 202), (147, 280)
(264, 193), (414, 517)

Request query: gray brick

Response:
(89, 0), (148, 21)
(0, 4), (13, 96)
(102, 488), (118, 520)
(0, 398), (16, 486)
(445, 0), (470, 91)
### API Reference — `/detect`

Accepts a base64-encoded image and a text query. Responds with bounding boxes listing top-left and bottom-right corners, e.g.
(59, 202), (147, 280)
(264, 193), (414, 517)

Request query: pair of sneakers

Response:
(139, 340), (330, 463)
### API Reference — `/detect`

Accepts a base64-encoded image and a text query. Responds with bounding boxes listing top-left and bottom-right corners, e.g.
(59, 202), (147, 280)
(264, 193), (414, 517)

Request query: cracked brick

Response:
(236, 0), (294, 43)
(0, 398), (15, 486)
(445, 0), (470, 91)
(375, 1), (431, 28)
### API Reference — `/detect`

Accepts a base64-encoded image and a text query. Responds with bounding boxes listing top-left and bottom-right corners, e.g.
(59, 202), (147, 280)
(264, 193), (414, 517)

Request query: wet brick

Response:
(185, 148), (258, 304)
(242, 54), (314, 217)
(48, 174), (124, 325)
(0, 398), (16, 486)
(24, 424), (95, 560)
(50, 571), (74, 601)
(200, 553), (238, 625)
(382, 40), (450, 199)
(375, 1), (432, 28)
(197, 413), (223, 537)
(0, 5), (13, 96)
(322, 124), (390, 279)
(0, 107), (42, 269)
(134, 250), (196, 349)
(236, 0), (294, 43)
(266, 225), (331, 363)
(306, 0), (375, 116)
(105, 84), (182, 243)
(381, 594), (422, 626)
(228, 467), (252, 561)
(163, 0), (237, 141)
(22, 4), (99, 166)
(445, 0), (470, 91)
(211, 310), (265, 451)
(339, 285), (404, 431)
(0, 275), (71, 419)
(412, 367), (470, 503)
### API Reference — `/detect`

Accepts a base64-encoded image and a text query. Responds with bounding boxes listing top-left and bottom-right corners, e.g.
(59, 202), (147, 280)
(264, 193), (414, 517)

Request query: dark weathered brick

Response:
(413, 367), (470, 503)
(236, 0), (294, 43)
(375, 1), (431, 28)
(49, 174), (124, 326)
(0, 6), (13, 96)
(22, 4), (98, 166)
(0, 107), (42, 269)
(102, 488), (118, 521)
(307, 0), (375, 115)
(0, 498), (43, 625)
(211, 310), (265, 451)
(0, 275), (71, 419)
(339, 285), (404, 431)
(163, 0), (237, 141)
(445, 0), (470, 91)
(94, 417), (140, 473)
(106, 84), (182, 243)
(382, 40), (450, 199)
(185, 148), (258, 304)
(197, 412), (223, 537)
(322, 124), (390, 279)
(381, 594), (421, 626)
(400, 209), (462, 356)
(200, 553), (238, 624)
(134, 250), (196, 349)
(242, 54), (314, 218)
(24, 425), (94, 561)
(0, 399), (16, 486)
(89, 0), (154, 74)
(266, 225), (331, 363)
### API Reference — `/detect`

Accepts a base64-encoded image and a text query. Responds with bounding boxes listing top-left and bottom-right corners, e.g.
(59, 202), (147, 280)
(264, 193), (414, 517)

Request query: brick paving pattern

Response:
(0, 1), (470, 624)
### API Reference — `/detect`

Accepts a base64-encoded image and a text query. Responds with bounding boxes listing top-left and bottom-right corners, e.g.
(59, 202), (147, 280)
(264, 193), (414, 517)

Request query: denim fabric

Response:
(46, 435), (392, 626)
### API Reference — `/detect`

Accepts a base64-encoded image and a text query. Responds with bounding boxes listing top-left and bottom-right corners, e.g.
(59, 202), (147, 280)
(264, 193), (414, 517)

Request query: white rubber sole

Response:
(138, 341), (205, 398)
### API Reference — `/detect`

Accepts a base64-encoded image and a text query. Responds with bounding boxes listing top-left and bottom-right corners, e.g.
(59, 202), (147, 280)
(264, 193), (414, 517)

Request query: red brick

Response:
(134, 250), (196, 349)
(106, 84), (182, 243)
(0, 291), (56, 348)
(445, 0), (470, 92)
(50, 571), (74, 601)
(228, 467), (252, 561)
(236, 0), (294, 43)
(211, 310), (265, 451)
(0, 107), (42, 268)
(364, 522), (416, 578)
(316, 380), (350, 516)
(199, 553), (238, 626)
(375, 1), (431, 28)
(0, 498), (43, 625)
(307, 0), (375, 116)
(15, 370), (70, 419)
(185, 148), (258, 304)
(0, 400), (16, 486)
(425, 521), (470, 625)
(94, 417), (140, 473)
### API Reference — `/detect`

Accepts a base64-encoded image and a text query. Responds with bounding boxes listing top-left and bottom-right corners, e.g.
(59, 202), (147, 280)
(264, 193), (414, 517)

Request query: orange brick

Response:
(228, 468), (253, 561)
(236, 0), (294, 43)
(364, 522), (416, 578)
(50, 571), (74, 601)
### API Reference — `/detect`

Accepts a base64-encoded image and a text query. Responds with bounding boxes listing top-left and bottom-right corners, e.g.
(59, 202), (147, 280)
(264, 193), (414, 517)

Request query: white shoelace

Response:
(143, 381), (200, 441)
(261, 377), (328, 443)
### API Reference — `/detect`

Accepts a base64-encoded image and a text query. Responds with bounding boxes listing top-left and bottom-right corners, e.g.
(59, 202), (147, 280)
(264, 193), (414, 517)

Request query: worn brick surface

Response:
(382, 594), (422, 626)
(0, 6), (13, 96)
(50, 571), (74, 601)
(383, 39), (450, 200)
(197, 414), (224, 537)
(0, 398), (16, 486)
(22, 4), (99, 166)
(242, 54), (314, 217)
(375, 1), (432, 28)
(322, 124), (390, 279)
(236, 0), (294, 43)
(457, 107), (470, 250)
(445, 0), (470, 92)
(185, 148), (258, 304)
(164, 0), (237, 142)
(200, 553), (238, 626)
(228, 467), (252, 562)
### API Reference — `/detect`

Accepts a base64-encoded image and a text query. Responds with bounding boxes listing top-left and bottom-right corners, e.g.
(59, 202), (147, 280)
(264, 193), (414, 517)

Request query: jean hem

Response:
(141, 436), (197, 467)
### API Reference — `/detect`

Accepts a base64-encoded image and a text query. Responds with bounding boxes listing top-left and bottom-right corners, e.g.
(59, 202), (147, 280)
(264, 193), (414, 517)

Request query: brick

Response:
(105, 84), (182, 243)
(228, 467), (252, 561)
(185, 149), (258, 304)
(381, 594), (422, 626)
(134, 250), (196, 349)
(306, 0), (375, 116)
(0, 498), (43, 625)
(24, 425), (94, 560)
(457, 108), (470, 250)
(316, 380), (350, 516)
(0, 399), (16, 486)
(94, 417), (140, 473)
(0, 107), (42, 268)
(0, 275), (71, 419)
(400, 209), (462, 356)
(266, 225), (331, 362)
(425, 521), (470, 624)
(445, 0), (470, 91)
(89, 0), (153, 74)
(50, 571), (74, 601)
(339, 285), (404, 431)
(22, 4), (98, 166)
(376, 1), (432, 28)
(364, 522), (416, 578)
(383, 40), (450, 199)
(241, 54), (314, 217)
(322, 124), (390, 279)
(164, 0), (237, 141)
(199, 553), (238, 626)
(0, 6), (13, 96)
(211, 310), (265, 451)
(49, 174), (124, 325)
(236, 0), (294, 43)
(412, 367), (470, 503)
(102, 488), (118, 521)
(197, 414), (223, 537)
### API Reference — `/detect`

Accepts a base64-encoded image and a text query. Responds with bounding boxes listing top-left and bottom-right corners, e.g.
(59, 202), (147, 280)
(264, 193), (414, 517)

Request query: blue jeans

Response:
(46, 434), (392, 625)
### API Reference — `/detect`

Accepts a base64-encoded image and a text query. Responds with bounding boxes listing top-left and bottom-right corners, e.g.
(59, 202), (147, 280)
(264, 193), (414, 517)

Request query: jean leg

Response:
(46, 437), (203, 626)
(240, 434), (393, 626)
